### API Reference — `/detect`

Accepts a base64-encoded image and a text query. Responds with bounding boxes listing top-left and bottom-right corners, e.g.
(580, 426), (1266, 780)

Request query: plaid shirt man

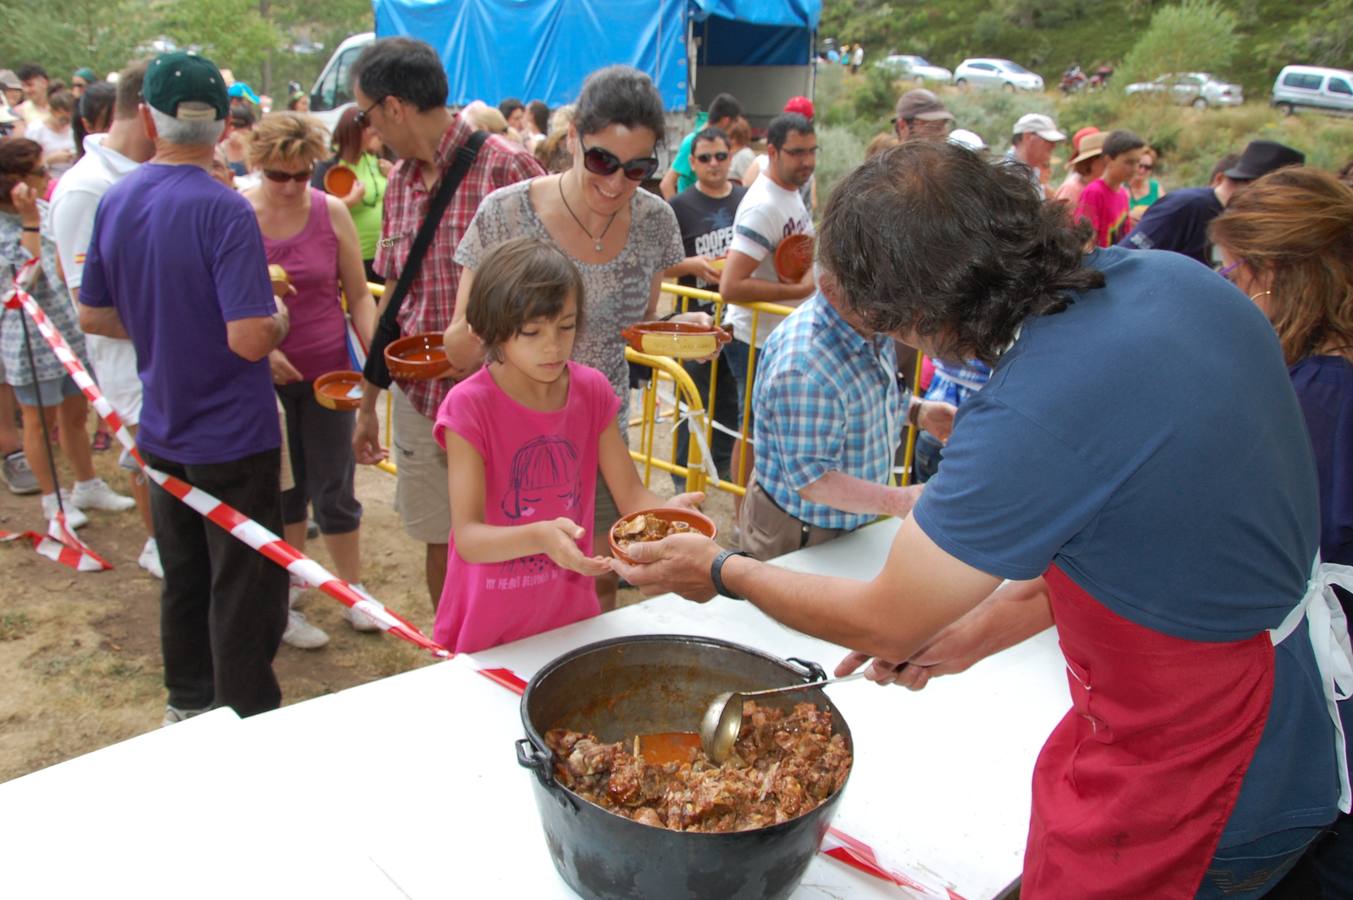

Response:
(373, 115), (544, 418)
(752, 293), (902, 531)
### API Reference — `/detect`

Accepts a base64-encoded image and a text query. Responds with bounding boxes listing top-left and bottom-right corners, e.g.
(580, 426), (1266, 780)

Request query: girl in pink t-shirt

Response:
(432, 238), (703, 652)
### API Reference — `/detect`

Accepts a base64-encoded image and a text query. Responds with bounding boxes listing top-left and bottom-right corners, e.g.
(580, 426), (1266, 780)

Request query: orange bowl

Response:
(313, 370), (364, 410)
(609, 508), (717, 564)
(323, 165), (356, 196)
(385, 332), (451, 381)
(774, 233), (814, 282)
(621, 321), (732, 359)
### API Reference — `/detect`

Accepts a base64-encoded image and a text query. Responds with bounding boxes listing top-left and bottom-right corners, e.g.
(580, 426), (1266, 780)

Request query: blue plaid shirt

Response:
(753, 293), (901, 531)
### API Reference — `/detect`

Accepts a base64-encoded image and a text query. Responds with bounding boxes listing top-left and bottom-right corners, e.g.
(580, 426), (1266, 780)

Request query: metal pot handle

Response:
(785, 657), (827, 683)
(515, 737), (554, 788)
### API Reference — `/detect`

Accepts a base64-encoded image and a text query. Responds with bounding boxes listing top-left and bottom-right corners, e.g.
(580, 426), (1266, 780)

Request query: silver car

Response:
(1272, 65), (1353, 117)
(1124, 72), (1243, 109)
(876, 54), (953, 84)
(953, 58), (1044, 92)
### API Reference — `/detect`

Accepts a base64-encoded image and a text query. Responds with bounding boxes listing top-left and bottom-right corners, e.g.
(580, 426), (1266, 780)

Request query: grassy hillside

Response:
(821, 0), (1322, 98)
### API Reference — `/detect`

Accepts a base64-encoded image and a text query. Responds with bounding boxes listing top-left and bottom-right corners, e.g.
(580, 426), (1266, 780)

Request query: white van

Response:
(1271, 65), (1353, 117)
(308, 32), (374, 135)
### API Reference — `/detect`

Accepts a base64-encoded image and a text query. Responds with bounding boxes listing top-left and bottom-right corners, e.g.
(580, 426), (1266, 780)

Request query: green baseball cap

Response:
(143, 52), (228, 122)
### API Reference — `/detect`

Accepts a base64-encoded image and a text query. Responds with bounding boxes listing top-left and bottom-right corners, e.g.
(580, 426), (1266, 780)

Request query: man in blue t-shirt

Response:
(1119, 139), (1305, 266)
(616, 141), (1350, 894)
(78, 52), (292, 721)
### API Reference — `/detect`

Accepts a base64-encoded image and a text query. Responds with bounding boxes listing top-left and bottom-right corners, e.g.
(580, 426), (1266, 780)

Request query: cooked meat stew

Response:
(545, 701), (851, 833)
(612, 514), (692, 552)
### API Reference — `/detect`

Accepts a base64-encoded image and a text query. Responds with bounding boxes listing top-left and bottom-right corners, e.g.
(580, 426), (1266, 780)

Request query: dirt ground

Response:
(0, 411), (736, 785)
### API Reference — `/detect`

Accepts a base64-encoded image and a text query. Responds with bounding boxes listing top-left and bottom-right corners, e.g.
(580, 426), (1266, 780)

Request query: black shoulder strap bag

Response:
(362, 130), (490, 389)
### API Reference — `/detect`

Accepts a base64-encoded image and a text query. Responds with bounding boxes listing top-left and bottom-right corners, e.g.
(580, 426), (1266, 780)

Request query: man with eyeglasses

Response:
(660, 92), (742, 200)
(347, 37), (543, 610)
(78, 52), (293, 722)
(892, 89), (954, 143)
(665, 126), (747, 490)
(718, 112), (818, 508)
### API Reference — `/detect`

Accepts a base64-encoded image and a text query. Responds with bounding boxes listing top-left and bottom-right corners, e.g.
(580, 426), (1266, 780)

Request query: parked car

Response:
(953, 58), (1044, 92)
(1124, 72), (1243, 109)
(1272, 65), (1353, 117)
(876, 54), (952, 84)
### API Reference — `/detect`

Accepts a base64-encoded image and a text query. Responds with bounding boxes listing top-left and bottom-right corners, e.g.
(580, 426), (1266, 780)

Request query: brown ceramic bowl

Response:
(384, 332), (451, 381)
(609, 508), (717, 565)
(313, 370), (364, 411)
(323, 165), (357, 197)
(621, 321), (732, 359)
(773, 233), (814, 282)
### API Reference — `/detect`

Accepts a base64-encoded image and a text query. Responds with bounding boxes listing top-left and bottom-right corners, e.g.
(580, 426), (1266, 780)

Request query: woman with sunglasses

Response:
(1210, 167), (1353, 900)
(1127, 146), (1165, 226)
(446, 65), (692, 612)
(311, 105), (390, 284)
(243, 112), (380, 644)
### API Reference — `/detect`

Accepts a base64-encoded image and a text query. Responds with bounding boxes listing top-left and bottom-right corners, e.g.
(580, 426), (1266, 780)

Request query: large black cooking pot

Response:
(516, 634), (853, 900)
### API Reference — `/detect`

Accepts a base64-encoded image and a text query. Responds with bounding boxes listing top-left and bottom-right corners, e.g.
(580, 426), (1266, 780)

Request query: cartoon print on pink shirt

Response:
(500, 435), (583, 577)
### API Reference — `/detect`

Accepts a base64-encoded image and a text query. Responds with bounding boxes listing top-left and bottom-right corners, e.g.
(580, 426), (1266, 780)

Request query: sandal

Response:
(92, 430), (113, 452)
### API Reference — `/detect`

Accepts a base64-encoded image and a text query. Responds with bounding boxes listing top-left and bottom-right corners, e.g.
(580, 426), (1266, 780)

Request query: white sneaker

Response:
(138, 538), (164, 579)
(283, 609), (329, 649)
(347, 583), (381, 632)
(71, 478), (136, 512)
(162, 704), (210, 727)
(42, 493), (89, 530)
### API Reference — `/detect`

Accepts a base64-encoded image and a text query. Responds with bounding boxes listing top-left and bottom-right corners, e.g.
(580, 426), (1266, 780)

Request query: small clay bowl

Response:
(313, 370), (364, 411)
(621, 321), (732, 359)
(773, 233), (814, 282)
(323, 165), (356, 196)
(384, 332), (451, 381)
(269, 264), (290, 297)
(609, 508), (717, 565)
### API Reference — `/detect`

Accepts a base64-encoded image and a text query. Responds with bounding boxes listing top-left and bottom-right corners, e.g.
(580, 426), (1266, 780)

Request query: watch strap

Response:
(710, 549), (750, 600)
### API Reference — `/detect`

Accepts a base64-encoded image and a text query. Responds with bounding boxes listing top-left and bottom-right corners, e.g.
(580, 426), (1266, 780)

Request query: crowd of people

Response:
(2, 37), (1352, 898)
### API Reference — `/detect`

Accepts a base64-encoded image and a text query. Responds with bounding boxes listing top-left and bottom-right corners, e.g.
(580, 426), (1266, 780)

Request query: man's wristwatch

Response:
(710, 549), (751, 600)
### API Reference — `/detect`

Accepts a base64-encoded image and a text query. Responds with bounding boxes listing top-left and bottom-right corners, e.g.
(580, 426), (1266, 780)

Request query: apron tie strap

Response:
(1270, 556), (1353, 812)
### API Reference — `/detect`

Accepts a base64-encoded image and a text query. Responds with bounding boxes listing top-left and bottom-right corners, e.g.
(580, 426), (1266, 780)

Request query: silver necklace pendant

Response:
(594, 239), (603, 252)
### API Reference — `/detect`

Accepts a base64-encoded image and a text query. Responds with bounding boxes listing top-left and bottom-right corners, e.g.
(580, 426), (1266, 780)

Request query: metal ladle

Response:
(699, 672), (867, 763)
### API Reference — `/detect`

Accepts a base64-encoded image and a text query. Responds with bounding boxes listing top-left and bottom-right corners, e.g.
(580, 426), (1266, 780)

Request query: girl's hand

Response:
(665, 492), (705, 511)
(377, 158), (393, 176)
(537, 518), (611, 576)
(346, 180), (366, 205)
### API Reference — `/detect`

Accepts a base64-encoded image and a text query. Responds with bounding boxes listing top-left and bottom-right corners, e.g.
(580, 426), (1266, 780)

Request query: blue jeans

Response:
(1266, 811), (1353, 899)
(1195, 826), (1323, 899)
(671, 352), (738, 491)
(912, 430), (943, 484)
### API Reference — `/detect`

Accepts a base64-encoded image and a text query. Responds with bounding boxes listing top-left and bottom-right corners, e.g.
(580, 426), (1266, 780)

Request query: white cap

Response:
(948, 128), (988, 152)
(1012, 113), (1066, 142)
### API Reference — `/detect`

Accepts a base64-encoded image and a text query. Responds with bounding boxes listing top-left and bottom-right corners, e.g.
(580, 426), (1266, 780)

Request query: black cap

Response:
(1223, 140), (1305, 182)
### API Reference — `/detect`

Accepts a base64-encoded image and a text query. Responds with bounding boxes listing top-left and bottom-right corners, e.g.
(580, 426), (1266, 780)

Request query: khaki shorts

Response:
(392, 387), (450, 545)
(736, 481), (846, 562)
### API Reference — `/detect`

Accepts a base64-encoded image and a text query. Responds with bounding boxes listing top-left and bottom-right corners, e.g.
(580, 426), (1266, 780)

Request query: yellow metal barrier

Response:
(359, 279), (920, 492)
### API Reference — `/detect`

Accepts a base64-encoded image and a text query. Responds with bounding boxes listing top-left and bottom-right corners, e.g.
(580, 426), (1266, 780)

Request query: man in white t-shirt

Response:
(718, 112), (817, 499)
(49, 60), (162, 577)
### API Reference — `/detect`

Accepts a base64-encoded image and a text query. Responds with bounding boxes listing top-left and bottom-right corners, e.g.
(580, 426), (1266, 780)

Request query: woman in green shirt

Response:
(312, 106), (389, 283)
(1127, 146), (1165, 227)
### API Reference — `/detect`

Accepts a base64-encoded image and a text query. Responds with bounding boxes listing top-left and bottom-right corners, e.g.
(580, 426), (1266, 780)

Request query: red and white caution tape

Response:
(470, 663), (964, 896)
(0, 260), (113, 571)
(2, 260), (449, 658)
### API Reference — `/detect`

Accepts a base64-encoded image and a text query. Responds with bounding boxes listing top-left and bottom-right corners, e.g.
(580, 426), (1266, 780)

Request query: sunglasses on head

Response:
(263, 168), (313, 183)
(581, 139), (659, 182)
(694, 151), (729, 163)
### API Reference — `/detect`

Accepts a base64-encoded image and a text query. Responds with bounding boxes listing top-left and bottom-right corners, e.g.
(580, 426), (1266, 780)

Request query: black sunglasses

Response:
(353, 96), (384, 129)
(694, 151), (729, 163)
(581, 139), (659, 182)
(263, 168), (313, 183)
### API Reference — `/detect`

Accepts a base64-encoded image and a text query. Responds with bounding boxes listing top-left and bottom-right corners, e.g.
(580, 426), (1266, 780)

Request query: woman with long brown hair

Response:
(1211, 166), (1353, 897)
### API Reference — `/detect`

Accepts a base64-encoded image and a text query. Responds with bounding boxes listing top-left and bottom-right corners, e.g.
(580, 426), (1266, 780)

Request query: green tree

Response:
(156, 0), (282, 88)
(1119, 0), (1239, 86)
(1275, 0), (1353, 69)
(0, 0), (152, 83)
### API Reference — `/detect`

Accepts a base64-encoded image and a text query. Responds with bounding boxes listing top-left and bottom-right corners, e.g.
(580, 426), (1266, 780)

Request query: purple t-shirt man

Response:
(80, 163), (280, 464)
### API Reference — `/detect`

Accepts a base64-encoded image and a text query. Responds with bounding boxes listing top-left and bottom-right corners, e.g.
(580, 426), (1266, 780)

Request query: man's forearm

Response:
(721, 276), (813, 306)
(946, 578), (1053, 663)
(797, 470), (921, 519)
(77, 303), (130, 339)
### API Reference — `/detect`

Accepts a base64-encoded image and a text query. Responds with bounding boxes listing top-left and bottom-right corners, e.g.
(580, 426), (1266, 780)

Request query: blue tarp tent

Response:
(373, 0), (821, 110)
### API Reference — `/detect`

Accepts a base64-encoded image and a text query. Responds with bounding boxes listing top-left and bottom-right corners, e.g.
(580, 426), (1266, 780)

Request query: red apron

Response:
(1021, 566), (1274, 899)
